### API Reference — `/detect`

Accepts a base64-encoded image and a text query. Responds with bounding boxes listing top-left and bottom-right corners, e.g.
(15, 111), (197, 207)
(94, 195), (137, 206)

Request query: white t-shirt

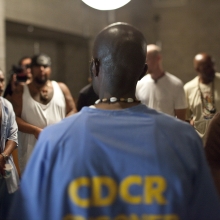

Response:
(136, 72), (187, 116)
(184, 73), (220, 144)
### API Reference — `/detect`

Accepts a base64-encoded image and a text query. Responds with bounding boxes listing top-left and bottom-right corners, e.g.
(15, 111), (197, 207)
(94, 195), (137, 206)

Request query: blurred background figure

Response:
(11, 53), (77, 173)
(3, 56), (32, 175)
(4, 56), (32, 102)
(77, 77), (98, 111)
(205, 112), (220, 197)
(0, 69), (19, 219)
(136, 44), (186, 120)
(184, 53), (220, 144)
(18, 56), (32, 84)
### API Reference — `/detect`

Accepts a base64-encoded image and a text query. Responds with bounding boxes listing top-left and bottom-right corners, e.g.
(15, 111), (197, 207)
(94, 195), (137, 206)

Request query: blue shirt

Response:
(0, 97), (19, 194)
(10, 105), (220, 220)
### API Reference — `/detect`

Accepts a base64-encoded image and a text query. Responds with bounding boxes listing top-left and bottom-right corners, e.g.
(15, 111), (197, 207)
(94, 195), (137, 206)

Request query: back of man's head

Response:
(147, 44), (161, 57)
(92, 22), (147, 97)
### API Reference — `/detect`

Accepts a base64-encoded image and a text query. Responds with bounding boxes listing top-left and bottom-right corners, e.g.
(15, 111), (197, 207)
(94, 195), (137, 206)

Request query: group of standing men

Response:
(136, 44), (220, 145)
(9, 22), (220, 220)
(0, 53), (77, 219)
(1, 23), (220, 219)
(136, 44), (220, 198)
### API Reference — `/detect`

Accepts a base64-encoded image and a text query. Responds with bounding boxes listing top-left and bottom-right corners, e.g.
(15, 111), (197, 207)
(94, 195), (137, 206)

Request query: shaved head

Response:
(194, 53), (215, 84)
(147, 44), (161, 57)
(92, 22), (147, 98)
(194, 53), (213, 68)
(146, 44), (162, 75)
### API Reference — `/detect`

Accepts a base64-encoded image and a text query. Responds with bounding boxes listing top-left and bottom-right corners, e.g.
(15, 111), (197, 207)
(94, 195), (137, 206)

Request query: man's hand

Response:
(190, 119), (194, 126)
(0, 155), (6, 176)
(34, 127), (43, 139)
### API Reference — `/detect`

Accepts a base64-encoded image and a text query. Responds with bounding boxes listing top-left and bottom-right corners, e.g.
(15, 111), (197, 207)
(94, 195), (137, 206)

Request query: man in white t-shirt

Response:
(136, 44), (186, 120)
(184, 53), (220, 144)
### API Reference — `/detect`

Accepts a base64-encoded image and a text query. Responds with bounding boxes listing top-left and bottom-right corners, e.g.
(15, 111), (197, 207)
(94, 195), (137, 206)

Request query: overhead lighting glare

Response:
(82, 0), (131, 10)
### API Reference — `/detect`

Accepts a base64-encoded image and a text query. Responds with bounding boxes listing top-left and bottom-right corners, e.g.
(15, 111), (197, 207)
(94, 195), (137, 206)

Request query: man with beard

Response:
(11, 54), (77, 173)
(184, 53), (220, 144)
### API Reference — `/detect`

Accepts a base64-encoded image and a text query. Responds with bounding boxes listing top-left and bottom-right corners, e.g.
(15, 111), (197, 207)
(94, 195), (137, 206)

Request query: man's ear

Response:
(138, 63), (148, 80)
(90, 59), (100, 78)
(91, 59), (100, 77)
(94, 59), (100, 76)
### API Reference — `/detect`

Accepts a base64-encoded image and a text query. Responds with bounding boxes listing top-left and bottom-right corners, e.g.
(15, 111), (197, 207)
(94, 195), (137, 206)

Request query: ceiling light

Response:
(82, 0), (131, 10)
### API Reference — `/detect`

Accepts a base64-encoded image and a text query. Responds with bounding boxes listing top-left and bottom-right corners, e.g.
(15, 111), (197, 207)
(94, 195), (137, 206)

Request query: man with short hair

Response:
(4, 56), (32, 102)
(11, 53), (77, 173)
(136, 44), (186, 120)
(184, 53), (220, 144)
(10, 23), (220, 220)
(0, 69), (19, 219)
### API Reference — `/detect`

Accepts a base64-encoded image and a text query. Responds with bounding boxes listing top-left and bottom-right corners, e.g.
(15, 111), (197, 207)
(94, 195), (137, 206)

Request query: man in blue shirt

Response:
(9, 23), (220, 220)
(0, 69), (19, 219)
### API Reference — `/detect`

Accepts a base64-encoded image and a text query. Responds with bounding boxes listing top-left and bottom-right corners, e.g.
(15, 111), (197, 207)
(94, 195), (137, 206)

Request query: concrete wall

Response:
(5, 0), (109, 37)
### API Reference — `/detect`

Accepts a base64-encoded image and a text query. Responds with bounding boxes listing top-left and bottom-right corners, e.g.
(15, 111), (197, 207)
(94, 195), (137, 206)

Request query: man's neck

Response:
(199, 77), (214, 85)
(32, 80), (51, 89)
(95, 102), (140, 110)
(95, 93), (140, 110)
(150, 70), (165, 82)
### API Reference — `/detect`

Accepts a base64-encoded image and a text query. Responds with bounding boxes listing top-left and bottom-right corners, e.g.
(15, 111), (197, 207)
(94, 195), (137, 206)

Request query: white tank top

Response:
(18, 81), (66, 173)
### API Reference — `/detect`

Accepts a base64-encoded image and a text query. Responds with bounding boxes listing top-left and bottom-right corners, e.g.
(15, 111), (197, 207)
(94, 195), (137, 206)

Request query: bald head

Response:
(146, 44), (163, 75)
(194, 53), (215, 84)
(147, 44), (161, 56)
(91, 22), (147, 98)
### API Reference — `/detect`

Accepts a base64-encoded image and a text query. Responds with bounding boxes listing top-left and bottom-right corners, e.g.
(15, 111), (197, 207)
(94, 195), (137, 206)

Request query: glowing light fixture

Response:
(82, 0), (131, 10)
